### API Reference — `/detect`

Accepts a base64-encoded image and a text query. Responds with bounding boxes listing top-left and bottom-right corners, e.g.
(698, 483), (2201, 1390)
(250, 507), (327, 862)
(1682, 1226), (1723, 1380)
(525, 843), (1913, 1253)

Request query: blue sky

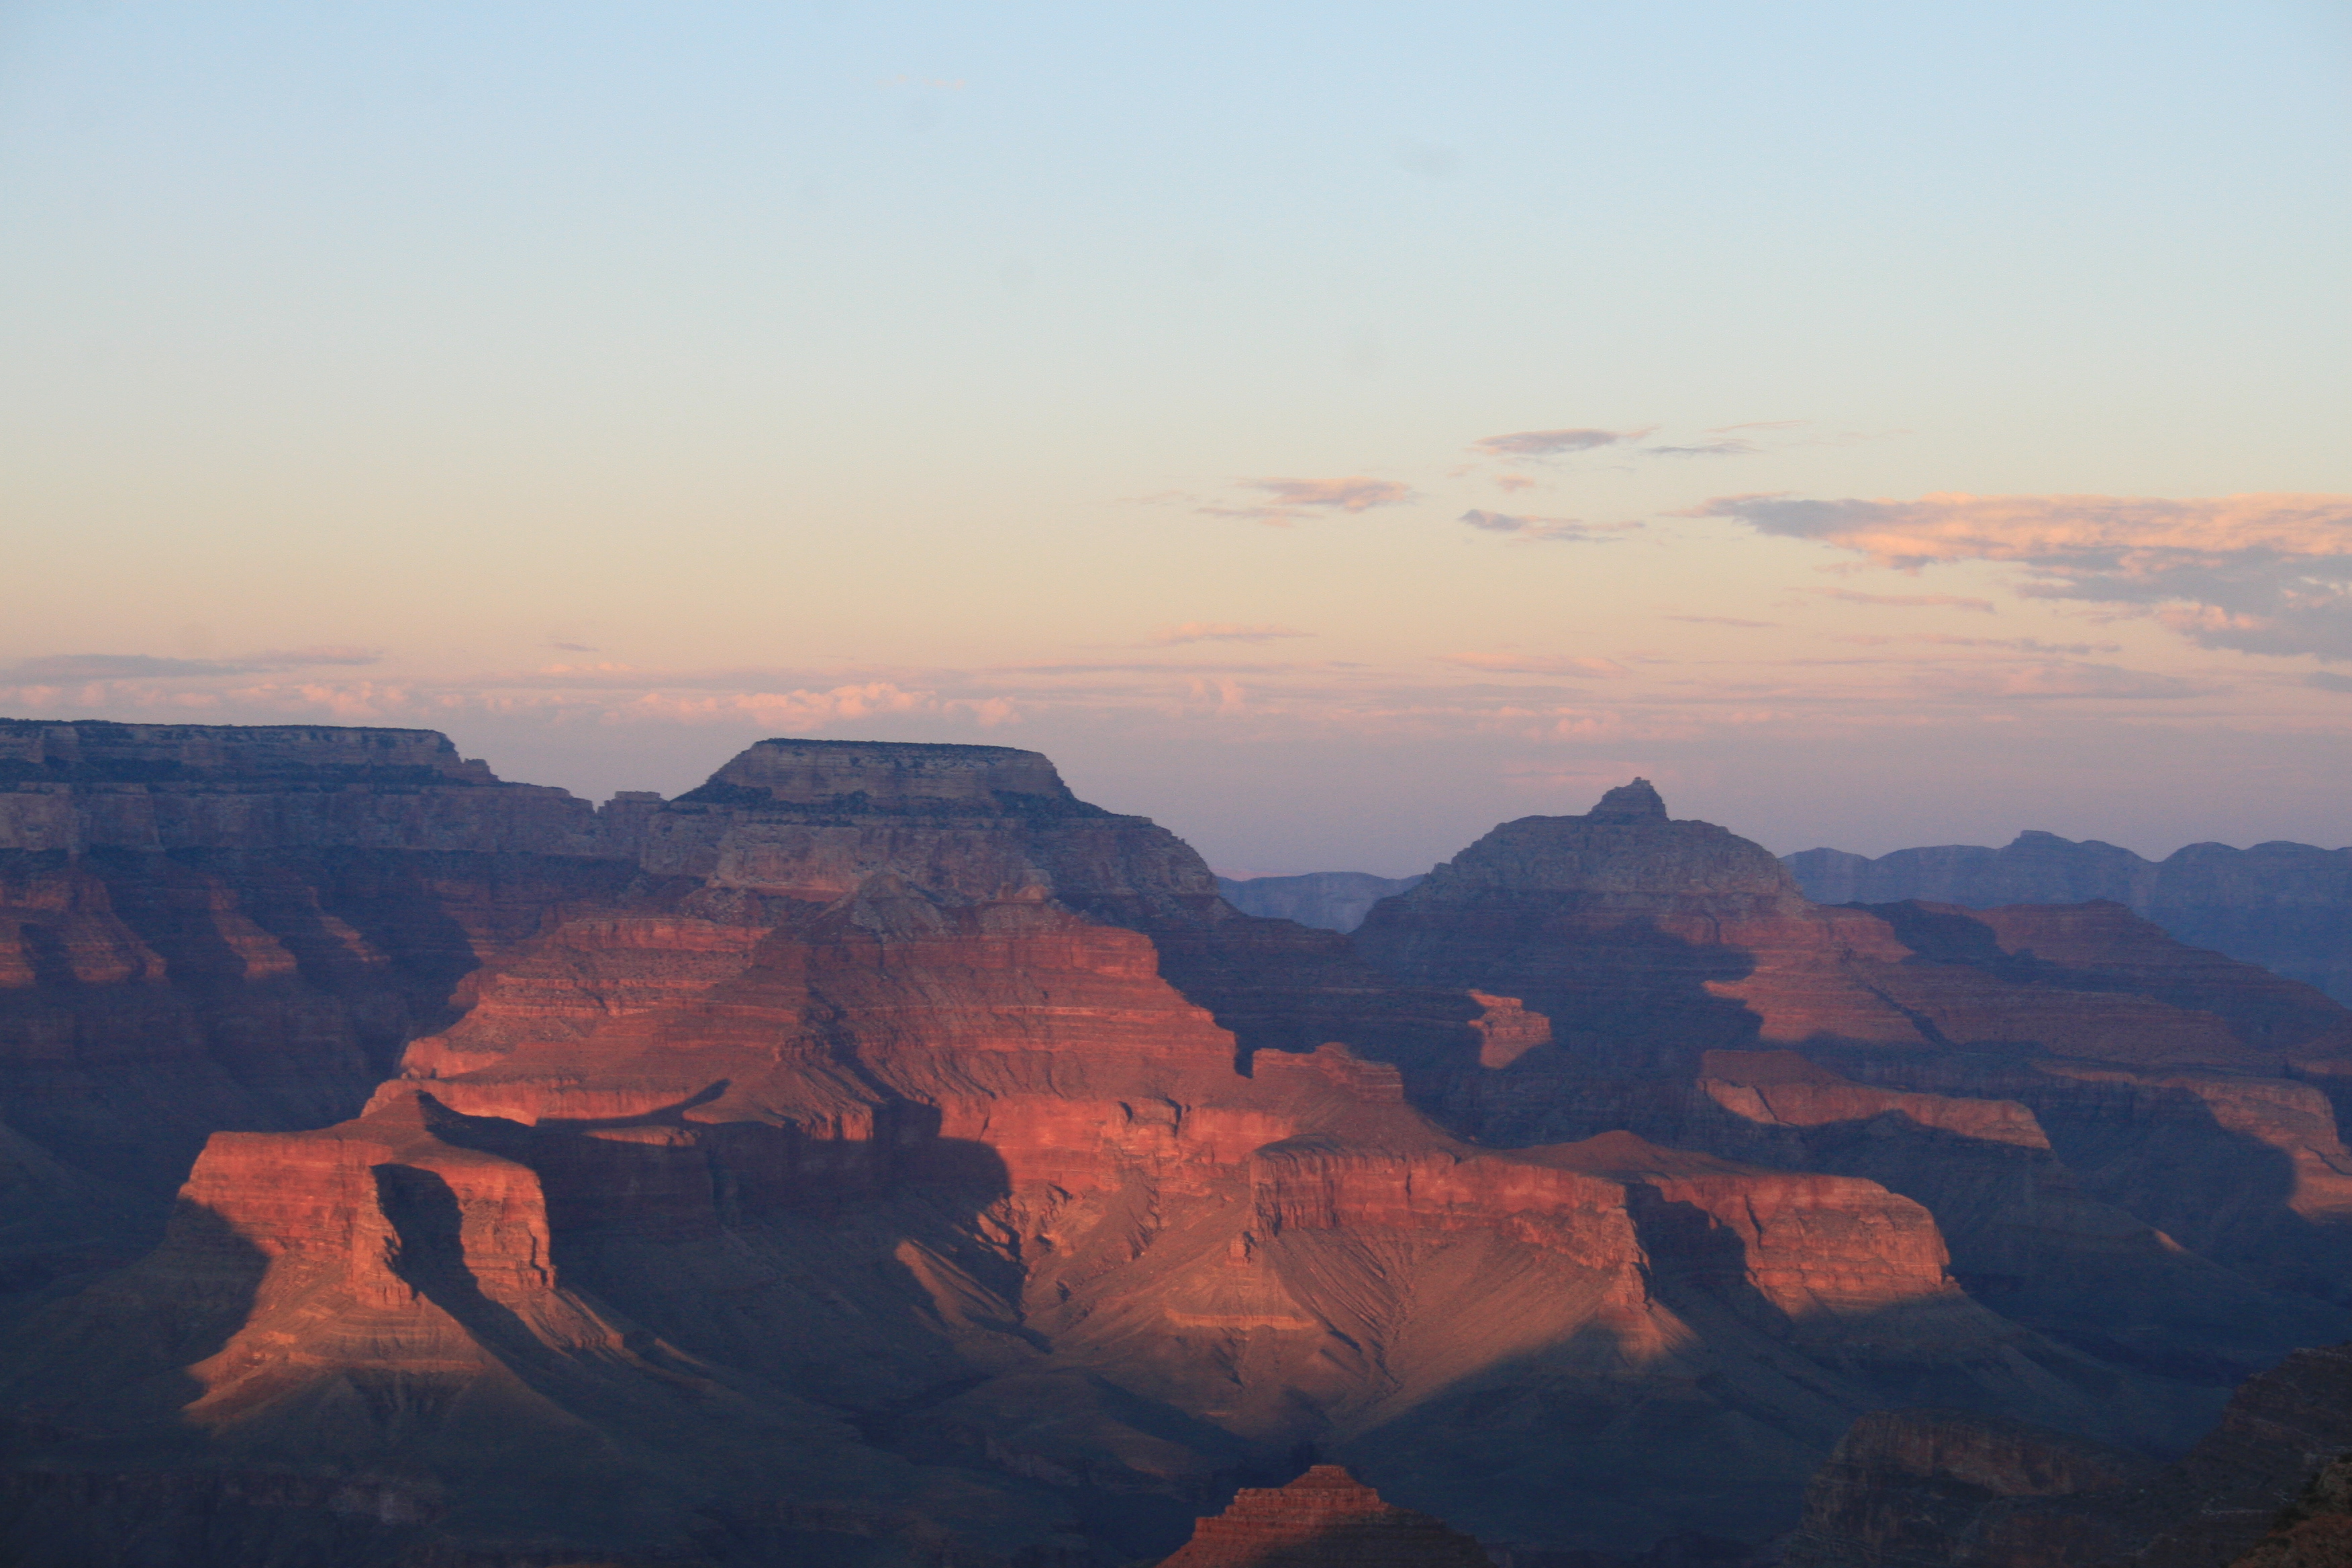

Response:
(3, 2), (2348, 870)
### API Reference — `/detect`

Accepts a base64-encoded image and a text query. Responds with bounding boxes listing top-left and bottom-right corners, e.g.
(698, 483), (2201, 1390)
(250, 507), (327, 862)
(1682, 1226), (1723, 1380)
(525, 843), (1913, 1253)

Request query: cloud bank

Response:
(1708, 491), (2352, 659)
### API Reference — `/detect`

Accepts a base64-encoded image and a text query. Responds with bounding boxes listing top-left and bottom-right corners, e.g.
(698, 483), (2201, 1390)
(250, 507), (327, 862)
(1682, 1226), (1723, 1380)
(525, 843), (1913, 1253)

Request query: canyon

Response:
(1217, 873), (1425, 934)
(1, 724), (2350, 1566)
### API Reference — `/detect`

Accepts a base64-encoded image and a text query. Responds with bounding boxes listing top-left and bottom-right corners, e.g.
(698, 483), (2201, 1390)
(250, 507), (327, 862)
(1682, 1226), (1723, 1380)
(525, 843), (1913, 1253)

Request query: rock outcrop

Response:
(0, 721), (652, 1296)
(1158, 1465), (1491, 1566)
(1779, 1408), (2153, 1568)
(1784, 1342), (2352, 1568)
(2230, 1453), (2352, 1568)
(1786, 832), (2352, 1005)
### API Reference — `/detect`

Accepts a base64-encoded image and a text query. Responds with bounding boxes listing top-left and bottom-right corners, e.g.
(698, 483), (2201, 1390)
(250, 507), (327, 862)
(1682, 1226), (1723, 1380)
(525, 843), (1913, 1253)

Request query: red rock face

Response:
(0, 722), (648, 1293)
(1159, 1465), (1491, 1567)
(9, 742), (2352, 1568)
(1357, 793), (2352, 1333)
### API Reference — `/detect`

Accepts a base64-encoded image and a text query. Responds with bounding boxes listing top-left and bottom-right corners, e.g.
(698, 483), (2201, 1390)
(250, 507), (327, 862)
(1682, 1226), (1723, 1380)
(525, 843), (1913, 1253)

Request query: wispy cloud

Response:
(1201, 477), (1412, 525)
(1149, 622), (1314, 645)
(1834, 634), (2123, 655)
(1643, 438), (1759, 458)
(1813, 588), (1997, 613)
(1706, 491), (2352, 660)
(1663, 614), (1776, 628)
(2310, 673), (2352, 694)
(0, 647), (380, 680)
(1909, 663), (2210, 700)
(1440, 652), (1631, 677)
(1459, 510), (1638, 544)
(1471, 428), (1649, 458)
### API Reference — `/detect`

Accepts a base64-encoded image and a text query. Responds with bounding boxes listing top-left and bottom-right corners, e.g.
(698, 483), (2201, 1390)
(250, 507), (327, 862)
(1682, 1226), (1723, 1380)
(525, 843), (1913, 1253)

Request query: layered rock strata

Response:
(1355, 787), (2352, 1345)
(0, 722), (651, 1295)
(1158, 1464), (1491, 1567)
(13, 737), (2352, 1567)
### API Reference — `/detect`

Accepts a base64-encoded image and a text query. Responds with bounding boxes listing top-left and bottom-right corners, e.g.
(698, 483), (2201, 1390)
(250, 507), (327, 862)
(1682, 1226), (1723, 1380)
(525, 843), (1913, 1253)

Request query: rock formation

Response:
(8, 732), (2352, 1567)
(1778, 1408), (2154, 1568)
(1783, 1342), (2352, 1567)
(2231, 1453), (2352, 1568)
(1158, 1465), (1491, 1566)
(0, 720), (650, 1296)
(1217, 873), (1426, 934)
(1786, 832), (2352, 1005)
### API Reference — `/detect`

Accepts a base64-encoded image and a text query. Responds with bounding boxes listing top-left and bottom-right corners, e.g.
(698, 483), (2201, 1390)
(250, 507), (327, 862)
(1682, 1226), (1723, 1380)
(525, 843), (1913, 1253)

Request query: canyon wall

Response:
(7, 732), (2352, 1566)
(0, 720), (651, 1295)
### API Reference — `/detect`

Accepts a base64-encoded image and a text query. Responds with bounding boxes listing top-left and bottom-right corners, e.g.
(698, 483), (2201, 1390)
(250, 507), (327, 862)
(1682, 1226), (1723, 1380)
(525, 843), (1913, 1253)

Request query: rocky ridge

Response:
(1787, 832), (2352, 1006)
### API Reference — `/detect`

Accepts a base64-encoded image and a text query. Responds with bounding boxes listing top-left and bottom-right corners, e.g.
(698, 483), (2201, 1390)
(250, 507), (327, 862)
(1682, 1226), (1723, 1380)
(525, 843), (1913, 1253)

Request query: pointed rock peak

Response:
(1288, 1464), (1377, 1491)
(1587, 777), (1667, 822)
(1161, 1461), (1491, 1567)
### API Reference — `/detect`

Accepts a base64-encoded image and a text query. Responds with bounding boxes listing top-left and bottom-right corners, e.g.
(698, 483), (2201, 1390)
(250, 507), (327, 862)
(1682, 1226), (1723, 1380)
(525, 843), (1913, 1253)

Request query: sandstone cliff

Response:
(0, 721), (652, 1299)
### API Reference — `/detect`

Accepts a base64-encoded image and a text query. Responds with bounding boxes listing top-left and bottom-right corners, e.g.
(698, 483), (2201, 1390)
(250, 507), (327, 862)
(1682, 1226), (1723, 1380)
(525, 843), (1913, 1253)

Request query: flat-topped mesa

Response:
(1159, 1465), (1492, 1567)
(0, 718), (630, 855)
(674, 737), (1102, 818)
(1371, 778), (1803, 918)
(643, 738), (1227, 917)
(0, 718), (499, 786)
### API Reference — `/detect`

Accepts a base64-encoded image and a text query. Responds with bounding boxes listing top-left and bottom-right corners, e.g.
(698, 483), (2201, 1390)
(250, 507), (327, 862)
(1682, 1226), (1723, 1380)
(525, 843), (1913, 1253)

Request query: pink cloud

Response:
(1909, 662), (2211, 700)
(1708, 491), (2352, 659)
(1200, 477), (1412, 524)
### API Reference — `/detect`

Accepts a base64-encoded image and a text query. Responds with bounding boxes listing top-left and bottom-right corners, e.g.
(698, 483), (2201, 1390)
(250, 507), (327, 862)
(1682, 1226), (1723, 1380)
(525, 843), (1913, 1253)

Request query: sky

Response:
(3, 1), (2349, 875)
